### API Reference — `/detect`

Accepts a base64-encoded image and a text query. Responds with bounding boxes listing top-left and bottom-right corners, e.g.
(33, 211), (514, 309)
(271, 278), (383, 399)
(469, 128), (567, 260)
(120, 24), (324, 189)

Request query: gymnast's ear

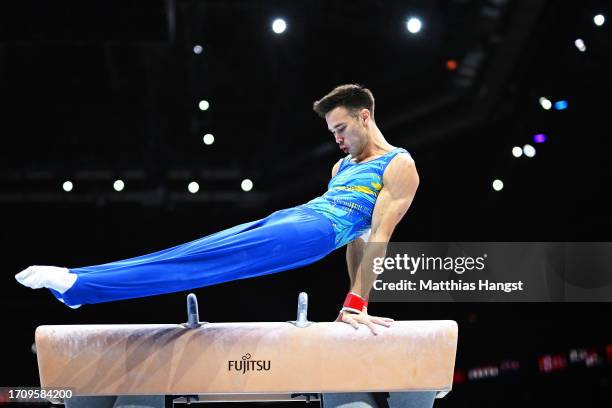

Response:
(360, 109), (371, 126)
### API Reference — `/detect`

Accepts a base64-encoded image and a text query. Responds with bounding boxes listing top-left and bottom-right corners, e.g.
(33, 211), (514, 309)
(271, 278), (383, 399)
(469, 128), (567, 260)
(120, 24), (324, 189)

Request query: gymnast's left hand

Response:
(335, 308), (394, 335)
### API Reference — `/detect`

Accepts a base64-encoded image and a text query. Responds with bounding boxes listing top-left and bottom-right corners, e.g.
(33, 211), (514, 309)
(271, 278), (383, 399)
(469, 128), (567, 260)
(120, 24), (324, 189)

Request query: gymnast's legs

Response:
(15, 205), (336, 308)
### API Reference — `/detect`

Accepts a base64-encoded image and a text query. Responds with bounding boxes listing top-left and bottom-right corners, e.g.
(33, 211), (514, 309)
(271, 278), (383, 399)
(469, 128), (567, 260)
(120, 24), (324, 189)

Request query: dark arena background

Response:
(1, 1), (611, 407)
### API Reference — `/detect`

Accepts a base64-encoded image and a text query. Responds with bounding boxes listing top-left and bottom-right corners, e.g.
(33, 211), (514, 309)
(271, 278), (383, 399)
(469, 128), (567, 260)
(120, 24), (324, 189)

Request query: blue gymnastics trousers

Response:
(51, 206), (337, 307)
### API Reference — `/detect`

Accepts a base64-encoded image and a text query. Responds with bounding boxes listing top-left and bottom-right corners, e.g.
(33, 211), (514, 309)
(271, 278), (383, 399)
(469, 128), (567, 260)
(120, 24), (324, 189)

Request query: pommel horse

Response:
(34, 293), (458, 407)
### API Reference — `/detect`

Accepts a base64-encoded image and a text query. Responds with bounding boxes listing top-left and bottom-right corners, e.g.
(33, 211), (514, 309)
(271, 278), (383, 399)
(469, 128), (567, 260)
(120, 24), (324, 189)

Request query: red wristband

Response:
(342, 292), (368, 313)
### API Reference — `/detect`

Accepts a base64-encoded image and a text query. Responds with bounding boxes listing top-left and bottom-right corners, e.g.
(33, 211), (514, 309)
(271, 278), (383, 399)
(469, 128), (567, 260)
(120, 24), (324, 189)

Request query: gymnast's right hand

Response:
(335, 308), (394, 336)
(15, 265), (77, 294)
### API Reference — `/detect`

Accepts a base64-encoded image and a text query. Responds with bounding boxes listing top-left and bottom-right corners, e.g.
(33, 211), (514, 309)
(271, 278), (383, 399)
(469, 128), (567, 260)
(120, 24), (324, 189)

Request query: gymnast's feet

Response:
(15, 266), (81, 308)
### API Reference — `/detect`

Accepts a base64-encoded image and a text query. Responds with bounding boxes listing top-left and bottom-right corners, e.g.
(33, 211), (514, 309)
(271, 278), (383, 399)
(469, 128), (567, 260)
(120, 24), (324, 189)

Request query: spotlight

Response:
(203, 133), (215, 145)
(272, 18), (287, 34)
(193, 45), (203, 54)
(533, 133), (547, 143)
(198, 100), (210, 111)
(523, 144), (536, 158)
(113, 180), (125, 192)
(188, 181), (200, 194)
(539, 97), (552, 110)
(594, 14), (605, 26)
(113, 180), (125, 191)
(241, 179), (254, 192)
(554, 100), (568, 110)
(492, 179), (504, 191)
(62, 181), (73, 192)
(406, 17), (422, 34)
(574, 38), (586, 52)
(512, 147), (523, 158)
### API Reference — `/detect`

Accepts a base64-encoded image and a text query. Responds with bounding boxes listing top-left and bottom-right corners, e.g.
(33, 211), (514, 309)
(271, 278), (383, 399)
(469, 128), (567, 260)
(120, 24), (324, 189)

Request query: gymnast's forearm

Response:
(345, 238), (364, 288)
(349, 232), (389, 300)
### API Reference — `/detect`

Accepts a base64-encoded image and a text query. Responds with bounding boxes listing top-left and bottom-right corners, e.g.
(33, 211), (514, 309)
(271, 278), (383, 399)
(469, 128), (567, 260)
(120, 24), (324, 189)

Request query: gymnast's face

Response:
(326, 106), (369, 157)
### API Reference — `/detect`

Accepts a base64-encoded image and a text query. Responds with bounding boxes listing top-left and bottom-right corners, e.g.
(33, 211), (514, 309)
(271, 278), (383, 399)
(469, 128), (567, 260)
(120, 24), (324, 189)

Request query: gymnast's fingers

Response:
(363, 308), (394, 322)
(369, 315), (394, 327)
(342, 313), (360, 329)
(356, 314), (379, 336)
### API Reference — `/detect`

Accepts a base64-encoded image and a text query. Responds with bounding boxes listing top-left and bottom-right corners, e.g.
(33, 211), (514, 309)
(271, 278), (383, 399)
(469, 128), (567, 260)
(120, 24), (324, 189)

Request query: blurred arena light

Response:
(188, 181), (200, 194)
(523, 144), (536, 157)
(533, 133), (547, 143)
(203, 133), (215, 145)
(113, 180), (125, 192)
(272, 18), (287, 34)
(492, 179), (504, 191)
(406, 17), (422, 34)
(198, 100), (210, 111)
(554, 100), (568, 110)
(539, 97), (552, 110)
(241, 179), (254, 192)
(62, 181), (73, 192)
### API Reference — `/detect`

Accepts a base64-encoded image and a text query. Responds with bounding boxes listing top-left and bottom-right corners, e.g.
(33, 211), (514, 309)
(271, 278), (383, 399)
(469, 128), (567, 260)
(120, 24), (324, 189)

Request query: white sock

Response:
(15, 265), (78, 294)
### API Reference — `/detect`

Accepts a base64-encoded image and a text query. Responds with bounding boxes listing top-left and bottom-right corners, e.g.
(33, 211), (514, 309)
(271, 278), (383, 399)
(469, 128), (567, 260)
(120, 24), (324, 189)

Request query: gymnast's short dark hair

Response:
(313, 84), (375, 119)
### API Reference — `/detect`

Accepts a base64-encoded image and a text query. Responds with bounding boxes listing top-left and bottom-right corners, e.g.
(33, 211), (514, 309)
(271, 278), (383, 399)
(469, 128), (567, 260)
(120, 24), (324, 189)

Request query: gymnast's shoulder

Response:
(385, 150), (419, 182)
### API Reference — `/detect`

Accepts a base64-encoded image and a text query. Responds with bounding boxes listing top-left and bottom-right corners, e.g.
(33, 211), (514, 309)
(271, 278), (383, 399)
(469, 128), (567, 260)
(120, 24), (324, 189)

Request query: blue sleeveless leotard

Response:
(304, 147), (409, 248)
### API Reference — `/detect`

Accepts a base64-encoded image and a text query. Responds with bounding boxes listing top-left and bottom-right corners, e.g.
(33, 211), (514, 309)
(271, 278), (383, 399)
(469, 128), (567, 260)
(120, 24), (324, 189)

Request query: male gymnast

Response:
(15, 84), (420, 334)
